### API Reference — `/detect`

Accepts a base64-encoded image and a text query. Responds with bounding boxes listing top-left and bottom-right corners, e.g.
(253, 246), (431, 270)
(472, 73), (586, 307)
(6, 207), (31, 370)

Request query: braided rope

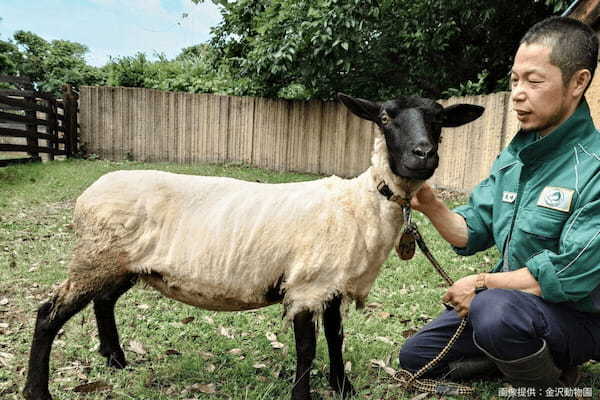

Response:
(393, 207), (475, 396)
(394, 318), (474, 396)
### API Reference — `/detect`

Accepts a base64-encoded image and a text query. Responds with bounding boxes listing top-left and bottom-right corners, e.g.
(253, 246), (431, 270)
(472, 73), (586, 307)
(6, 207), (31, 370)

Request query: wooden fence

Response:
(80, 86), (520, 192)
(0, 76), (79, 166)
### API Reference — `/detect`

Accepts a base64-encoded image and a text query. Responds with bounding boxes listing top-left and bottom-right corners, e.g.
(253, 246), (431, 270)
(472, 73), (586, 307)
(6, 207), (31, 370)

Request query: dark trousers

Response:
(399, 289), (600, 377)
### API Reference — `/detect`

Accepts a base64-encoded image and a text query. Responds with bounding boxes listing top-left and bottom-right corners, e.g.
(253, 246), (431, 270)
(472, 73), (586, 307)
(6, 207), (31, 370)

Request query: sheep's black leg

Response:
(23, 287), (96, 400)
(292, 310), (316, 400)
(323, 296), (355, 398)
(94, 275), (137, 369)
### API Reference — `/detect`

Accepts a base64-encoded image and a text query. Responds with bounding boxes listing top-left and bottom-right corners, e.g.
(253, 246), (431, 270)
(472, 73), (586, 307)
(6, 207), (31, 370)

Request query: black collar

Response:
(377, 181), (395, 200)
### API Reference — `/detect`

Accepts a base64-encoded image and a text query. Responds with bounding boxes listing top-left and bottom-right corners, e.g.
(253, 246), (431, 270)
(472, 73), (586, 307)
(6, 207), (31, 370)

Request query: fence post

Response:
(62, 84), (78, 157)
(47, 98), (58, 161)
(24, 95), (41, 162)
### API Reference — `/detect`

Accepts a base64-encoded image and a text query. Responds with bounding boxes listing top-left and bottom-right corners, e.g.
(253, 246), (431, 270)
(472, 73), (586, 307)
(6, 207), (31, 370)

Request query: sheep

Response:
(23, 93), (484, 400)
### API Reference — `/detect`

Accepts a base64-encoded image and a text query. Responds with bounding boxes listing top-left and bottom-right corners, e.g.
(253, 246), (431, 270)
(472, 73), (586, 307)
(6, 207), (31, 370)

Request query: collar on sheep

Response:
(376, 180), (410, 205)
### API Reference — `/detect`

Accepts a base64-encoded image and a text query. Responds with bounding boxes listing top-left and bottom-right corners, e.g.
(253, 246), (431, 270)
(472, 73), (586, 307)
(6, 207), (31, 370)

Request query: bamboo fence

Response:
(80, 86), (527, 192)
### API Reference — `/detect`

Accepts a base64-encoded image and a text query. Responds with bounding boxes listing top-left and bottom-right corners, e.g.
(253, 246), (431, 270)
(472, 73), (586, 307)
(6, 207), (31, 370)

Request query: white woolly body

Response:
(72, 132), (421, 321)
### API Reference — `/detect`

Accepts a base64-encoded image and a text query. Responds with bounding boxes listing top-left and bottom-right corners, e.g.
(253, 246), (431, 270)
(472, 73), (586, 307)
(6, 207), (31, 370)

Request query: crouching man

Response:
(399, 16), (600, 398)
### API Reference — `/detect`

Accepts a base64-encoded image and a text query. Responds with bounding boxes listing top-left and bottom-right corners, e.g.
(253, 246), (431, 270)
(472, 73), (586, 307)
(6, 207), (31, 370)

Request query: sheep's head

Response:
(338, 93), (484, 181)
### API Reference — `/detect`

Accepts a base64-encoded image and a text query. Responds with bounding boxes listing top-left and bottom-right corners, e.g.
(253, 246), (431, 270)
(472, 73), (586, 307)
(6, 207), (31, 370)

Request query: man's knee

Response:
(470, 289), (539, 357)
(398, 335), (426, 372)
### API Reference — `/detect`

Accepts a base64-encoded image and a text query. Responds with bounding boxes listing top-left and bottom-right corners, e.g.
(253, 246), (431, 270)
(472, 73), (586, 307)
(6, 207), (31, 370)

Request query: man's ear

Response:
(571, 69), (592, 99)
(337, 93), (381, 122)
(442, 104), (485, 127)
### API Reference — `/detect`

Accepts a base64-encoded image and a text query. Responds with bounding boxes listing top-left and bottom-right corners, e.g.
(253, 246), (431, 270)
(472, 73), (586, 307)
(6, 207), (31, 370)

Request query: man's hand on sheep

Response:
(409, 184), (469, 248)
(410, 182), (438, 213)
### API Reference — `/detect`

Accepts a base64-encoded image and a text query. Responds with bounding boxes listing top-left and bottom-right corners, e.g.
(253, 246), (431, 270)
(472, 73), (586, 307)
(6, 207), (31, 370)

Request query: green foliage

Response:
(206, 0), (565, 100)
(1, 30), (105, 95)
(541, 0), (570, 13)
(103, 46), (261, 96)
(0, 38), (19, 77)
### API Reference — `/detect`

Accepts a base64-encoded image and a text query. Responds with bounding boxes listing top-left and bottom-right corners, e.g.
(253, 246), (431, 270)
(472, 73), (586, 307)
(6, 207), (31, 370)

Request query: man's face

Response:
(510, 43), (576, 136)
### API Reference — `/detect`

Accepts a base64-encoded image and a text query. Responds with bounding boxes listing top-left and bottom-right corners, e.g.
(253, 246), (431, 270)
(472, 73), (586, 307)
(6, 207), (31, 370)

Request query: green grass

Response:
(0, 159), (598, 400)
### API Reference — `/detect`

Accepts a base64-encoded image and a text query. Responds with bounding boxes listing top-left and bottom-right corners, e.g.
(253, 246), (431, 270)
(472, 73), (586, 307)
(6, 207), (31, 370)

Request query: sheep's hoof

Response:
(291, 389), (318, 400)
(330, 376), (356, 398)
(105, 352), (128, 369)
(23, 386), (52, 400)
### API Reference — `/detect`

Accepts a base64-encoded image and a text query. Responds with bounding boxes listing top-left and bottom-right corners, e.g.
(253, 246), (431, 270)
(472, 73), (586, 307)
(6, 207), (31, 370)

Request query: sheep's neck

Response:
(369, 132), (419, 203)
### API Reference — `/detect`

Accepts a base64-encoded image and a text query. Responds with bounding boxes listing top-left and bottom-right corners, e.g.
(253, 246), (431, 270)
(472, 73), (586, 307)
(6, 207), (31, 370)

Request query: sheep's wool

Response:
(72, 131), (421, 322)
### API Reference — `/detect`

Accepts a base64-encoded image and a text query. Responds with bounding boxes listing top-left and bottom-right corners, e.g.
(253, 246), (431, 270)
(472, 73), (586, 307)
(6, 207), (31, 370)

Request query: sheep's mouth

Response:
(392, 164), (435, 180)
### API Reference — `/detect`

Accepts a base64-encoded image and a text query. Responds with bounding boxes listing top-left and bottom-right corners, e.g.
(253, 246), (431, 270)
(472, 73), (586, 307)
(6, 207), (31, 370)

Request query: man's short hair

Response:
(521, 16), (599, 87)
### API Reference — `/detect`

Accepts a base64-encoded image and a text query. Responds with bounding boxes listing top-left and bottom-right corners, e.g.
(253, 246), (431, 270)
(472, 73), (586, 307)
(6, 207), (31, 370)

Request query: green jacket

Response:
(453, 100), (600, 313)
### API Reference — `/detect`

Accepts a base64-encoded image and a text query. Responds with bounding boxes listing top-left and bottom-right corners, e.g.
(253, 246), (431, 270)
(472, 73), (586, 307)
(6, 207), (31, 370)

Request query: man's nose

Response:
(510, 83), (526, 102)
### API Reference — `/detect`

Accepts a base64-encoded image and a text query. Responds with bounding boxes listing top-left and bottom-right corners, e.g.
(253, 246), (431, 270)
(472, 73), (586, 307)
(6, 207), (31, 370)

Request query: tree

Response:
(2, 30), (105, 94)
(198, 0), (567, 100)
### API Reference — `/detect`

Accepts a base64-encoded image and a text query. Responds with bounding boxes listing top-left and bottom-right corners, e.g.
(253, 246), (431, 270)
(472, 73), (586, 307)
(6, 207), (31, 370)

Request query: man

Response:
(398, 16), (600, 395)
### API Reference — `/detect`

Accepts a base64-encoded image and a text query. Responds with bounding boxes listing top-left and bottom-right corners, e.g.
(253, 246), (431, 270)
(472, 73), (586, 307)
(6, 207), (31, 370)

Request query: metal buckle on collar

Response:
(376, 181), (395, 200)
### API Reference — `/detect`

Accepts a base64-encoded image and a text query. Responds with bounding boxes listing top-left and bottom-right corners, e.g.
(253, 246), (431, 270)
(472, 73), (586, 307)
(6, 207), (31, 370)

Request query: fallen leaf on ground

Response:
(205, 363), (216, 372)
(73, 381), (112, 393)
(199, 351), (214, 360)
(0, 298), (8, 306)
(253, 363), (267, 369)
(228, 348), (243, 355)
(270, 341), (285, 349)
(344, 361), (352, 372)
(181, 316), (195, 324)
(402, 328), (418, 338)
(410, 393), (430, 400)
(266, 332), (277, 341)
(165, 349), (181, 356)
(128, 340), (147, 355)
(189, 383), (217, 394)
(218, 326), (234, 339)
(375, 336), (394, 345)
(203, 316), (215, 325)
(0, 352), (14, 367)
(370, 359), (386, 369)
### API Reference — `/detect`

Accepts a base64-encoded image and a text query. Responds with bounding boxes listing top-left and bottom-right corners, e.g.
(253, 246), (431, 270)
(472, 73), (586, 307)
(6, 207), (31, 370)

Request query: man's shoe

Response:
(446, 356), (500, 380)
(477, 339), (561, 399)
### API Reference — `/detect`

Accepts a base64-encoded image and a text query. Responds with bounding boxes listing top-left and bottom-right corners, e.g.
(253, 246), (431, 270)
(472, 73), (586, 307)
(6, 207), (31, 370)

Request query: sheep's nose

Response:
(412, 145), (433, 159)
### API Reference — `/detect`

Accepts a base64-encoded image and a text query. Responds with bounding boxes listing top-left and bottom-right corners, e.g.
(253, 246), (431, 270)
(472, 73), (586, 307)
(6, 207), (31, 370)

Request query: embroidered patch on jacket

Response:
(537, 187), (574, 212)
(502, 191), (517, 203)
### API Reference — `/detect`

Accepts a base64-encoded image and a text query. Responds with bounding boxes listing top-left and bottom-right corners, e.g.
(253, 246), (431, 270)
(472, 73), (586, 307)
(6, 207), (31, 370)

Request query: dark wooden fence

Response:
(0, 75), (79, 167)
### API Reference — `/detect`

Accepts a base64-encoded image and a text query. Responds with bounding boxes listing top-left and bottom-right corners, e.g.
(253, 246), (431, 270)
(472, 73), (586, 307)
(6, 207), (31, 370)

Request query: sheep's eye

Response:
(381, 115), (390, 125)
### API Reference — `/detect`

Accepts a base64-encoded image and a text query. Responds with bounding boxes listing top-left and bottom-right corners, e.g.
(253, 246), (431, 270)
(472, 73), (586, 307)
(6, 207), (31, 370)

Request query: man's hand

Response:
(411, 183), (438, 214)
(442, 274), (480, 318)
(410, 183), (469, 248)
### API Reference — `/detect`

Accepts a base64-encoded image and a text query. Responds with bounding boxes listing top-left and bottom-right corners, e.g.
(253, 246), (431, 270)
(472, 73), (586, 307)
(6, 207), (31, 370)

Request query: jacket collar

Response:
(507, 99), (596, 165)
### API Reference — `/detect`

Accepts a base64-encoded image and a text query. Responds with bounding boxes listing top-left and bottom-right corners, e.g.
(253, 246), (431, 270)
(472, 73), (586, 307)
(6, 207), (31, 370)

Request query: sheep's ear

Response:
(337, 93), (381, 122)
(442, 104), (485, 127)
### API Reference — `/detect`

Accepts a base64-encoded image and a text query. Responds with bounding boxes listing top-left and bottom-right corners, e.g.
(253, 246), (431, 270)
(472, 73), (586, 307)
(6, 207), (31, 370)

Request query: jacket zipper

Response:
(503, 170), (528, 271)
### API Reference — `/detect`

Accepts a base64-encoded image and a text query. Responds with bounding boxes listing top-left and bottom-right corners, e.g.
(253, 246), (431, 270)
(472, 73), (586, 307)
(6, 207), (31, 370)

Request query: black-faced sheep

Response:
(23, 93), (484, 400)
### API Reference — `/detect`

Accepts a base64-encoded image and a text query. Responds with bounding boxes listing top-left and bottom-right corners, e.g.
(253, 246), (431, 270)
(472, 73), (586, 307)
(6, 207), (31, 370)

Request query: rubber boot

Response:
(446, 357), (499, 380)
(479, 340), (561, 399)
